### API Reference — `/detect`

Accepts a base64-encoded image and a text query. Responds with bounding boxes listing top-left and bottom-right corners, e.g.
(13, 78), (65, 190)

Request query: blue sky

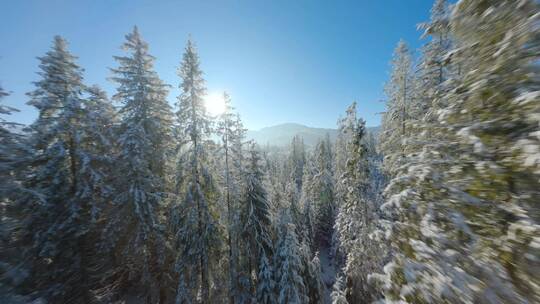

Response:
(0, 0), (433, 130)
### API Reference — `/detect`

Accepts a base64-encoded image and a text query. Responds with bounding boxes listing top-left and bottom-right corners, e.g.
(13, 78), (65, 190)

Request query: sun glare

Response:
(204, 92), (227, 116)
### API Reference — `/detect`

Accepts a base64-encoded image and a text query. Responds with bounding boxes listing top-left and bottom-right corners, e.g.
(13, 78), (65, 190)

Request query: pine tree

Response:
(299, 166), (317, 251)
(239, 144), (274, 301)
(334, 104), (381, 302)
(330, 275), (348, 304)
(18, 36), (99, 302)
(174, 38), (219, 303)
(332, 102), (361, 264)
(305, 251), (324, 304)
(288, 135), (306, 191)
(311, 138), (335, 246)
(0, 84), (32, 303)
(372, 1), (540, 303)
(104, 27), (172, 302)
(274, 214), (306, 304)
(0, 84), (26, 199)
(379, 40), (414, 176)
(285, 177), (303, 240)
(406, 0), (453, 158)
(79, 85), (117, 222)
(334, 102), (358, 212)
(256, 249), (275, 304)
(436, 1), (539, 301)
(216, 92), (243, 303)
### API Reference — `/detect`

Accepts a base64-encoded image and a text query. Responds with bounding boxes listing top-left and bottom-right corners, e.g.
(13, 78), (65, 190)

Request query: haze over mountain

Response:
(247, 122), (380, 147)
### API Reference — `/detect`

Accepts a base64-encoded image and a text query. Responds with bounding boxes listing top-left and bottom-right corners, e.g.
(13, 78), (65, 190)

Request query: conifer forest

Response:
(0, 1), (539, 303)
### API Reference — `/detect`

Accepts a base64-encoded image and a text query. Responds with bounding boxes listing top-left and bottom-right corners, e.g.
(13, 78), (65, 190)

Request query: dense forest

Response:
(1, 0), (539, 303)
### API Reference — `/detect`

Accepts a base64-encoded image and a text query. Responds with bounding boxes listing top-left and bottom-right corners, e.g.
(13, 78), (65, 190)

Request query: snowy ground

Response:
(319, 246), (337, 304)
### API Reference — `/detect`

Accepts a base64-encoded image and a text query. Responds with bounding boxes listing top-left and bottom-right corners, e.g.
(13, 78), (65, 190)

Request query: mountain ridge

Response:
(247, 122), (380, 147)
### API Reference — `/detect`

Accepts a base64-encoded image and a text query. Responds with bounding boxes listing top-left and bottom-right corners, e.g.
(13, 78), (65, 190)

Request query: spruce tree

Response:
(372, 1), (540, 303)
(305, 251), (324, 304)
(0, 84), (26, 199)
(275, 213), (306, 304)
(240, 144), (274, 301)
(256, 250), (275, 304)
(334, 104), (381, 302)
(334, 102), (358, 213)
(379, 40), (414, 176)
(330, 275), (348, 304)
(0, 84), (32, 303)
(288, 135), (306, 191)
(173, 38), (219, 303)
(311, 138), (335, 246)
(19, 36), (99, 302)
(104, 27), (172, 302)
(216, 92), (242, 303)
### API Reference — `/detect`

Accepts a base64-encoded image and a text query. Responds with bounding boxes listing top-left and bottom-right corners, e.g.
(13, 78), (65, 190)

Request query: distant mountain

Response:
(247, 123), (380, 147)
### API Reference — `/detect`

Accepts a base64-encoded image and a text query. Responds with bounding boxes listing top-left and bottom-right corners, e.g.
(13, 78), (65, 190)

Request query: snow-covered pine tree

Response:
(288, 135), (306, 191)
(241, 144), (274, 304)
(72, 85), (118, 300)
(17, 36), (103, 302)
(297, 156), (325, 304)
(298, 153), (317, 247)
(369, 41), (422, 304)
(229, 114), (254, 303)
(305, 251), (324, 304)
(330, 275), (348, 304)
(372, 1), (540, 303)
(240, 144), (274, 301)
(330, 102), (357, 264)
(405, 0), (454, 159)
(334, 104), (381, 302)
(173, 38), (220, 303)
(368, 2), (454, 300)
(274, 212), (307, 304)
(437, 1), (539, 301)
(379, 40), (414, 177)
(0, 84), (27, 200)
(331, 102), (359, 264)
(333, 102), (358, 213)
(0, 84), (17, 189)
(285, 176), (304, 242)
(104, 26), (173, 302)
(216, 92), (243, 303)
(414, 0), (452, 119)
(79, 85), (117, 223)
(264, 151), (286, 225)
(256, 249), (275, 304)
(311, 138), (335, 246)
(0, 84), (32, 303)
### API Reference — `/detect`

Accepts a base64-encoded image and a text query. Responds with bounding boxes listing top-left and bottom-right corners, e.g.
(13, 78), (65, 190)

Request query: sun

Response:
(204, 92), (227, 116)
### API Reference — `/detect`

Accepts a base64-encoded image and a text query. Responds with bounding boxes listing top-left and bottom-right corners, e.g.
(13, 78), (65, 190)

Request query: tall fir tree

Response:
(18, 36), (104, 302)
(311, 138), (335, 246)
(331, 102), (359, 263)
(274, 213), (306, 304)
(372, 1), (540, 303)
(256, 249), (275, 304)
(0, 84), (32, 303)
(240, 144), (275, 303)
(288, 135), (306, 191)
(0, 85), (20, 194)
(334, 103), (381, 302)
(104, 27), (173, 302)
(216, 92), (243, 303)
(334, 102), (358, 212)
(379, 40), (414, 176)
(173, 38), (220, 303)
(330, 275), (348, 304)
